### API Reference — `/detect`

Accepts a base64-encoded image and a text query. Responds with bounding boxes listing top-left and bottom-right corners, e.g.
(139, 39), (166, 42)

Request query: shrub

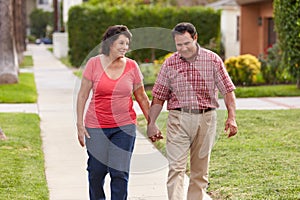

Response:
(259, 44), (294, 84)
(68, 5), (221, 67)
(274, 0), (300, 88)
(29, 9), (53, 38)
(225, 54), (261, 86)
(153, 53), (173, 76)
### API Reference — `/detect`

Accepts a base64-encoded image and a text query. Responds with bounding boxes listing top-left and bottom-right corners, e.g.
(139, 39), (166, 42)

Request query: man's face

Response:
(174, 32), (198, 61)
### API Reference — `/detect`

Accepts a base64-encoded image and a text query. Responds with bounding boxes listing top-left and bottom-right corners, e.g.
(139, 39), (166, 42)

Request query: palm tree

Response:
(0, 0), (19, 84)
(13, 0), (27, 64)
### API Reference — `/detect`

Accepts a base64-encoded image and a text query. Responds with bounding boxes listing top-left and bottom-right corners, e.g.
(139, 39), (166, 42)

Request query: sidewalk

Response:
(1, 44), (300, 200)
(30, 44), (186, 200)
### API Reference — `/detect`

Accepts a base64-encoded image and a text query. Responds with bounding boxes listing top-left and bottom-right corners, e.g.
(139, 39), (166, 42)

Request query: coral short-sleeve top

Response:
(83, 56), (143, 128)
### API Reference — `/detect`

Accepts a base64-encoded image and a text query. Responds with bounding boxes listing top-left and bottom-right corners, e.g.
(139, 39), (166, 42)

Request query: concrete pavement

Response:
(1, 44), (300, 200)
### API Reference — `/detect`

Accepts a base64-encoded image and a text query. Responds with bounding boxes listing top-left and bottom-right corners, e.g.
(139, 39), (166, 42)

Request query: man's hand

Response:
(224, 118), (238, 138)
(77, 124), (90, 147)
(147, 123), (163, 142)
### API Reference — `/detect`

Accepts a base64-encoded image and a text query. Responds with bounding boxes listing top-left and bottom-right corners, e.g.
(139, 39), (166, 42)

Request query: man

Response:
(147, 22), (238, 200)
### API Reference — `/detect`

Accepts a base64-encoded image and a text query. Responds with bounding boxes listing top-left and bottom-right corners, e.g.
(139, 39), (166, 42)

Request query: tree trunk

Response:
(53, 0), (59, 32)
(13, 0), (27, 64)
(0, 0), (19, 84)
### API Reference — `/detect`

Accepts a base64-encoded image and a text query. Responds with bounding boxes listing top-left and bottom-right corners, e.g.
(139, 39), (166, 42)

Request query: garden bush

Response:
(274, 0), (300, 88)
(259, 44), (294, 84)
(225, 54), (261, 86)
(29, 9), (53, 39)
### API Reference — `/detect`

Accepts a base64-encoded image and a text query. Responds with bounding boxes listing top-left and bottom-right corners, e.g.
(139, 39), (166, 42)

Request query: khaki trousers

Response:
(166, 110), (217, 200)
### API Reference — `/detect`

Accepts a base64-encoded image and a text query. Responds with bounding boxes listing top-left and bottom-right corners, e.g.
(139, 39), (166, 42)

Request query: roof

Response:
(206, 0), (238, 9)
(235, 0), (272, 5)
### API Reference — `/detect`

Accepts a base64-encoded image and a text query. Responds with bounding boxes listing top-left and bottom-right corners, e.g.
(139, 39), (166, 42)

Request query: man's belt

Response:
(173, 107), (215, 114)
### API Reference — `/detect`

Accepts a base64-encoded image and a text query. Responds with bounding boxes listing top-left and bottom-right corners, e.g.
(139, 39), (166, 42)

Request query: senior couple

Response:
(76, 22), (238, 200)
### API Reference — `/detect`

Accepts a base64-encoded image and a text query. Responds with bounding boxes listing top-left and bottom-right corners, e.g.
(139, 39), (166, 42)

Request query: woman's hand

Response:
(77, 124), (90, 147)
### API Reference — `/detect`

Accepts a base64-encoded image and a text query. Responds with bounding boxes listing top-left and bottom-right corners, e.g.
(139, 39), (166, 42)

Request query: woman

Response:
(76, 25), (152, 200)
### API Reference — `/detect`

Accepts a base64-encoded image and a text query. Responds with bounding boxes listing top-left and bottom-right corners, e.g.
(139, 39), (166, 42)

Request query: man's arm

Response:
(224, 91), (238, 138)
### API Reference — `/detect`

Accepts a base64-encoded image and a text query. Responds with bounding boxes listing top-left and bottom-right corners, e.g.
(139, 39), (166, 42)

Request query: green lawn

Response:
(0, 73), (37, 103)
(19, 55), (33, 68)
(235, 84), (300, 98)
(137, 109), (300, 200)
(0, 113), (49, 199)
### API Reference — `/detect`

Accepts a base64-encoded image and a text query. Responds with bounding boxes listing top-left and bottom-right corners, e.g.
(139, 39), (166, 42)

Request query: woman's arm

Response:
(133, 83), (163, 142)
(76, 77), (92, 147)
(133, 83), (150, 120)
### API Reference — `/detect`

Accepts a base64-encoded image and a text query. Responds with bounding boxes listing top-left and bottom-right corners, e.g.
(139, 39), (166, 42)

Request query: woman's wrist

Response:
(76, 123), (84, 127)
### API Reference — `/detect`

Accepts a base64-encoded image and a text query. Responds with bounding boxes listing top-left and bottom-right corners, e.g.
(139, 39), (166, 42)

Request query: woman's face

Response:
(109, 34), (130, 58)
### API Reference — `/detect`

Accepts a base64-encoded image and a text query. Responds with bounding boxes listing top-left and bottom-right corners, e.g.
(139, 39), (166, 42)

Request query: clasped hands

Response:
(147, 123), (163, 142)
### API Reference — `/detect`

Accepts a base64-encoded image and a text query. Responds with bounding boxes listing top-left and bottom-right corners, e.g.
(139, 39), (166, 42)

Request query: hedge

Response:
(274, 0), (300, 88)
(68, 5), (220, 67)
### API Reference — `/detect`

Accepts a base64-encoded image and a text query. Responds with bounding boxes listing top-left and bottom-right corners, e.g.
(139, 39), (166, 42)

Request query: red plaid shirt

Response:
(152, 45), (235, 110)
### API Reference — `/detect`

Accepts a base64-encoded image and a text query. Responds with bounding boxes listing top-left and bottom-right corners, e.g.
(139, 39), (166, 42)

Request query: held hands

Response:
(77, 124), (90, 147)
(147, 123), (163, 142)
(224, 117), (238, 138)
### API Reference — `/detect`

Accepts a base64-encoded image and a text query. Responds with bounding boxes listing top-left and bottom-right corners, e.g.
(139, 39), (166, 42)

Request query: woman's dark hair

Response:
(171, 22), (197, 39)
(100, 25), (132, 55)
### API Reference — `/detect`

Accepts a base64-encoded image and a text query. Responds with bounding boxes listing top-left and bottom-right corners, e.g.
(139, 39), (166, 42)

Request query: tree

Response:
(0, 0), (19, 84)
(13, 0), (27, 64)
(274, 0), (300, 89)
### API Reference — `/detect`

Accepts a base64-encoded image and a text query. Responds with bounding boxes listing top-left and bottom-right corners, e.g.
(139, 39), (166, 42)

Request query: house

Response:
(37, 0), (53, 11)
(53, 0), (86, 58)
(235, 0), (275, 57)
(207, 0), (240, 59)
(63, 0), (85, 24)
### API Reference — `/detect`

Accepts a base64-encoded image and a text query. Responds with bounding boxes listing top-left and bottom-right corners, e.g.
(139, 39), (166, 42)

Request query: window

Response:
(39, 0), (49, 4)
(236, 16), (240, 42)
(267, 18), (276, 46)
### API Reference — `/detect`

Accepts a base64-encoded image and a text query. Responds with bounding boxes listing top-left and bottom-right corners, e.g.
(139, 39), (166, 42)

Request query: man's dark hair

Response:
(100, 25), (132, 55)
(171, 22), (197, 39)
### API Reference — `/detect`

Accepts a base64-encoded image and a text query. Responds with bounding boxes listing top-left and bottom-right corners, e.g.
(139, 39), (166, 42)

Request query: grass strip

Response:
(0, 73), (37, 103)
(0, 113), (49, 199)
(19, 55), (34, 68)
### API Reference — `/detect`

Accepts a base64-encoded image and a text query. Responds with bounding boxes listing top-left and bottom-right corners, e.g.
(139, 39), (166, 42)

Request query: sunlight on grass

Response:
(235, 84), (300, 98)
(19, 55), (33, 68)
(0, 73), (37, 103)
(60, 56), (72, 68)
(137, 109), (300, 199)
